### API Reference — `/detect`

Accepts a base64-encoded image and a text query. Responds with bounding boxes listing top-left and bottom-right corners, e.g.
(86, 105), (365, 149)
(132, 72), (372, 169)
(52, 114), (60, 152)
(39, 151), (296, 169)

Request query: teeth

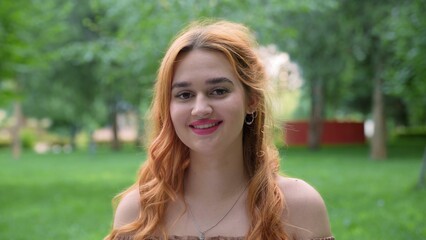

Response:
(193, 122), (219, 129)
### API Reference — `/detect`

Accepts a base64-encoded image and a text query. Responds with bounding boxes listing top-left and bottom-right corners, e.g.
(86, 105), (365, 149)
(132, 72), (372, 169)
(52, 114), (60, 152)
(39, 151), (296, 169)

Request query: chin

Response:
(189, 145), (217, 154)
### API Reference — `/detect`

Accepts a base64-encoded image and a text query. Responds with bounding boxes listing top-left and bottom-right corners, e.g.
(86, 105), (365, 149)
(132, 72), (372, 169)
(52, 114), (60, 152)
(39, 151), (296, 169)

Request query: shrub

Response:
(20, 128), (37, 149)
(395, 126), (426, 140)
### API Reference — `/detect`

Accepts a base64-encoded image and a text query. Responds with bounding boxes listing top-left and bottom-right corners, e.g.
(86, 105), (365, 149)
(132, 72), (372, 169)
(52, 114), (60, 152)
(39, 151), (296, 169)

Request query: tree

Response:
(384, 0), (426, 126)
(0, 0), (70, 157)
(272, 1), (343, 150)
(275, 0), (425, 158)
(5, 0), (423, 155)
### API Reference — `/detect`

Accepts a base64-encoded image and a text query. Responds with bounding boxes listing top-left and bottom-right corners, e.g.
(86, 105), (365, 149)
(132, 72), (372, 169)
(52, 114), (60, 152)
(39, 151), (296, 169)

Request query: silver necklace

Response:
(186, 184), (249, 240)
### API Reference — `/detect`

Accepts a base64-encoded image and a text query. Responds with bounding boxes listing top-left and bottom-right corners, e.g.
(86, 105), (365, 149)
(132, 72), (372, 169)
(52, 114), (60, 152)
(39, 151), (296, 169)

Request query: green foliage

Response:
(394, 126), (426, 140)
(342, 0), (426, 125)
(278, 0), (425, 126)
(20, 128), (37, 149)
(17, 126), (69, 149)
(0, 135), (9, 148)
(383, 0), (426, 125)
(0, 0), (72, 105)
(1, 0), (424, 147)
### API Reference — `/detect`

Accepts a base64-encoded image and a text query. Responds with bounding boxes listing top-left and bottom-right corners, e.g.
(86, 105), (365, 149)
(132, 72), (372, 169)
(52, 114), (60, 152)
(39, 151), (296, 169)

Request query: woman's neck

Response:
(184, 149), (248, 202)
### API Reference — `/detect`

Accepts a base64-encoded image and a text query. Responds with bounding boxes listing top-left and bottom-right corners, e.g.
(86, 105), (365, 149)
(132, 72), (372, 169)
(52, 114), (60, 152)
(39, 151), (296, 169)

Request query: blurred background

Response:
(1, 0), (425, 239)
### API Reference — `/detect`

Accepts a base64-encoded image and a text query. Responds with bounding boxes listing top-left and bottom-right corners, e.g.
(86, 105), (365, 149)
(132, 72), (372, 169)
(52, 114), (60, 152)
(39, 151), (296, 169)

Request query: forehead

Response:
(172, 49), (239, 85)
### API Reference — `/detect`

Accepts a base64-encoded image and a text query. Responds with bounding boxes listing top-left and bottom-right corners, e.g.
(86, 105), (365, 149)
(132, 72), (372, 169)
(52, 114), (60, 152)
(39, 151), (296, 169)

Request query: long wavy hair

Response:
(105, 20), (287, 240)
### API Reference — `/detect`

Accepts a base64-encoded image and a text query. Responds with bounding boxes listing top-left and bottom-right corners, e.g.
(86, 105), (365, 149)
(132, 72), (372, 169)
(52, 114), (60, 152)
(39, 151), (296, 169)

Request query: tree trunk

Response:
(88, 130), (97, 154)
(418, 146), (426, 188)
(371, 75), (387, 160)
(308, 78), (323, 150)
(110, 101), (121, 151)
(134, 109), (144, 149)
(11, 102), (23, 160)
(69, 124), (77, 151)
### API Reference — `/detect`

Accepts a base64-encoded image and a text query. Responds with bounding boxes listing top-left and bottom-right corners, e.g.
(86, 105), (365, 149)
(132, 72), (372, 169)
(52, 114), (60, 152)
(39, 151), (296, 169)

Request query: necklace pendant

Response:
(199, 232), (205, 240)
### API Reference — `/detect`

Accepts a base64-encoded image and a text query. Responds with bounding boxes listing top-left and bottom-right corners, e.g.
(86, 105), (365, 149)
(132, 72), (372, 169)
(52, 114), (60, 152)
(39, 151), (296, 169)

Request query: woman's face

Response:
(170, 49), (249, 155)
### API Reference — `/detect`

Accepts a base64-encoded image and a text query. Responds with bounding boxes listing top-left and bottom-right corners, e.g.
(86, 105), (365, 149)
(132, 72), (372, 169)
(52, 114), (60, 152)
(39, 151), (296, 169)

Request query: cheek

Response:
(225, 100), (247, 123)
(170, 103), (187, 128)
(169, 104), (179, 126)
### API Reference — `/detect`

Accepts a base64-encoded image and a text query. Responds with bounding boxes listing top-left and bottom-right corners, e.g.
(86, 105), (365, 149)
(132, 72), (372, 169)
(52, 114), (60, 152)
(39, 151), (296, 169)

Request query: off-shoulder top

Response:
(117, 235), (335, 240)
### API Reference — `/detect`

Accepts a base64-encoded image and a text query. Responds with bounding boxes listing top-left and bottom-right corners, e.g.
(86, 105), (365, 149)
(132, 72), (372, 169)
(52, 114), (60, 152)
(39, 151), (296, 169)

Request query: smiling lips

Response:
(190, 119), (223, 135)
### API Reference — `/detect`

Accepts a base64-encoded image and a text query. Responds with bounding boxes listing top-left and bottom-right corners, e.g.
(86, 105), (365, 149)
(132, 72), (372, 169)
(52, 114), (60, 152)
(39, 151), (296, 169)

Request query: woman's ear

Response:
(246, 95), (258, 113)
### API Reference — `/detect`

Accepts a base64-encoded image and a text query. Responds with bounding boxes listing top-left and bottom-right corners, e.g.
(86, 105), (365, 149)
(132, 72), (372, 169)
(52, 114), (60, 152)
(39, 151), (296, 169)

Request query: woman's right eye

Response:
(175, 92), (193, 100)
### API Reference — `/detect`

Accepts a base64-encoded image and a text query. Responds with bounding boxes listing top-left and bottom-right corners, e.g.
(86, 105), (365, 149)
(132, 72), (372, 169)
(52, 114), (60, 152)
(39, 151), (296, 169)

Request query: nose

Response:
(191, 95), (213, 117)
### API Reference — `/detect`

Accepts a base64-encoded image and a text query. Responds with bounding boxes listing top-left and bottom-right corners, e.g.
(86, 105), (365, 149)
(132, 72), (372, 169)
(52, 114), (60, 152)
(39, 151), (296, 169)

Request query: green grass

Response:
(0, 139), (425, 240)
(0, 148), (144, 240)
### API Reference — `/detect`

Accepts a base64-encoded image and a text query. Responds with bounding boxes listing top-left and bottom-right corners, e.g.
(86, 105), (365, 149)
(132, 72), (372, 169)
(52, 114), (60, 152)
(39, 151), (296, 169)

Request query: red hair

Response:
(105, 20), (287, 240)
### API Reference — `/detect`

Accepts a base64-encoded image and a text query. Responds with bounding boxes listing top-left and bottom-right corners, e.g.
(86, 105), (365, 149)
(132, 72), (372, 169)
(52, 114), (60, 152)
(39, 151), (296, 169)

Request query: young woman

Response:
(105, 20), (334, 240)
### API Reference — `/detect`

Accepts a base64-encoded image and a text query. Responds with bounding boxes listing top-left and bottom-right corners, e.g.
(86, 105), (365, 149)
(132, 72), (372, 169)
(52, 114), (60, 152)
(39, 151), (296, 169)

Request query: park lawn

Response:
(280, 139), (426, 239)
(0, 139), (425, 240)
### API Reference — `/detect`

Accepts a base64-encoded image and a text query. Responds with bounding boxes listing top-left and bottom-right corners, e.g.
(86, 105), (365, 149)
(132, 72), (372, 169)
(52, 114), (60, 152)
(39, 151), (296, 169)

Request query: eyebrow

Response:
(171, 77), (234, 89)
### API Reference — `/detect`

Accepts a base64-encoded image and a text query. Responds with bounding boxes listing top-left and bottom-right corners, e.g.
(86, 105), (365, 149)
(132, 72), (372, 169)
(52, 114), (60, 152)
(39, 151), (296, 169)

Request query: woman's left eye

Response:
(211, 88), (229, 96)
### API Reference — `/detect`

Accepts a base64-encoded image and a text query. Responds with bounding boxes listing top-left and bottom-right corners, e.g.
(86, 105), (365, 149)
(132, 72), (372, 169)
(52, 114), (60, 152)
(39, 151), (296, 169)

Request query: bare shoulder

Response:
(113, 188), (141, 228)
(276, 176), (332, 239)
